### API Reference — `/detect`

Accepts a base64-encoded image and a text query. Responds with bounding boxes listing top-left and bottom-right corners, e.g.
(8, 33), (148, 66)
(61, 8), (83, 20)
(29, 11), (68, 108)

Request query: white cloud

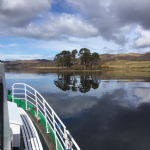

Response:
(0, 53), (53, 61)
(0, 0), (128, 45)
(10, 13), (99, 40)
(0, 43), (19, 48)
(1, 0), (150, 51)
(135, 26), (150, 48)
(1, 0), (50, 10)
(120, 25), (132, 33)
(0, 0), (51, 26)
(63, 0), (129, 45)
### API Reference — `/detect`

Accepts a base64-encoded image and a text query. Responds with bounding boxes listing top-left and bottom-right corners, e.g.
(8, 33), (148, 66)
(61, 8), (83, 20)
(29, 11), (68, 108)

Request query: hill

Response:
(4, 59), (55, 70)
(3, 52), (150, 70)
(100, 52), (150, 62)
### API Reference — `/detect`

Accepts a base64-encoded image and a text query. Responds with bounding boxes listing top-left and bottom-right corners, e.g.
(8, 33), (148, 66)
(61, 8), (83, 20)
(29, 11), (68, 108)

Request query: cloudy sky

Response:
(0, 0), (150, 61)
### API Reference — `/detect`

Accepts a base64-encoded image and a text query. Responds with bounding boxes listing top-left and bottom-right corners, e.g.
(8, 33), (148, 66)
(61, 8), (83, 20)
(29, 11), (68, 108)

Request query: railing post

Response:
(12, 85), (14, 102)
(64, 129), (71, 150)
(52, 111), (57, 150)
(35, 91), (38, 120)
(25, 84), (27, 110)
(64, 127), (66, 136)
(64, 128), (66, 150)
(44, 100), (49, 133)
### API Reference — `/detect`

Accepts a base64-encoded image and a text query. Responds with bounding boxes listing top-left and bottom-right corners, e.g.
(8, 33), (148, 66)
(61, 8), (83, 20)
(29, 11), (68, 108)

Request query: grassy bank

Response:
(105, 60), (150, 70)
(33, 60), (150, 71)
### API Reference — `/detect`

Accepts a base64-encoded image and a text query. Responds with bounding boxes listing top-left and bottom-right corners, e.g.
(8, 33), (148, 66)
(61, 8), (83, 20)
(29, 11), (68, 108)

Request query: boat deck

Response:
(25, 110), (55, 150)
(19, 108), (43, 150)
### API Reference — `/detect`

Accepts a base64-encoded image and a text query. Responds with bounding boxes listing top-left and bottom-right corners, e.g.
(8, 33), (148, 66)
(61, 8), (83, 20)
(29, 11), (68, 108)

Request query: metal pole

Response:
(52, 111), (57, 150)
(25, 85), (27, 110)
(64, 127), (66, 136)
(64, 127), (67, 149)
(12, 85), (14, 102)
(44, 100), (49, 133)
(35, 91), (38, 120)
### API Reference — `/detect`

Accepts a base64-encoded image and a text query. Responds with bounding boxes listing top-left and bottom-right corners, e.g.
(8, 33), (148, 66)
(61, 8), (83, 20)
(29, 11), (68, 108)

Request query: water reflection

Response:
(41, 87), (150, 150)
(5, 71), (150, 150)
(133, 87), (150, 106)
(54, 73), (100, 93)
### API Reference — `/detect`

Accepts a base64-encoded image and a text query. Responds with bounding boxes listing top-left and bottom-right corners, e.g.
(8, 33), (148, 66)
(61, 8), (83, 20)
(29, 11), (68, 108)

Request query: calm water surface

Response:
(5, 71), (150, 150)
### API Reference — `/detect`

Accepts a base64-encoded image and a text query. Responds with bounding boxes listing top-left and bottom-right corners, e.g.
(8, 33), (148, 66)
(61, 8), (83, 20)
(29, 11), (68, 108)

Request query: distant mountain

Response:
(4, 59), (55, 70)
(100, 52), (150, 62)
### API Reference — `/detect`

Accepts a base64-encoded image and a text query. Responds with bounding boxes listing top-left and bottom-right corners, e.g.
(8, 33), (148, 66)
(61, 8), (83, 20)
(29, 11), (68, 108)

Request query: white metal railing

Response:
(11, 83), (81, 150)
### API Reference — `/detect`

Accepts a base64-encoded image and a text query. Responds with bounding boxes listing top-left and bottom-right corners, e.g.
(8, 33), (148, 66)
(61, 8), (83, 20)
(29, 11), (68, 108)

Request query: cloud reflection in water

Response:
(42, 87), (150, 150)
(5, 72), (150, 150)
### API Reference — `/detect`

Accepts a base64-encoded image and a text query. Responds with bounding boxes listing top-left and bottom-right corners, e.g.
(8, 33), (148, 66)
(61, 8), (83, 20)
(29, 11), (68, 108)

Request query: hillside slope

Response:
(3, 52), (150, 70)
(100, 52), (150, 62)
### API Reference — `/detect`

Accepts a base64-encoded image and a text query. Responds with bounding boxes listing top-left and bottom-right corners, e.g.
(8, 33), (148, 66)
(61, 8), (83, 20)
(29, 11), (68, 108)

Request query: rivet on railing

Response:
(27, 107), (31, 113)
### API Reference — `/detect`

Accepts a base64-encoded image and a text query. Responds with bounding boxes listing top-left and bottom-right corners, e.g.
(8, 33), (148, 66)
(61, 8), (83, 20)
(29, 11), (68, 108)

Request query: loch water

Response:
(5, 71), (150, 150)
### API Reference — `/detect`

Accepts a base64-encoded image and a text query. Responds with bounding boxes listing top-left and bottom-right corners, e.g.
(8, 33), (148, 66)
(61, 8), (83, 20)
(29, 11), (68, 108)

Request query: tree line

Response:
(54, 48), (100, 69)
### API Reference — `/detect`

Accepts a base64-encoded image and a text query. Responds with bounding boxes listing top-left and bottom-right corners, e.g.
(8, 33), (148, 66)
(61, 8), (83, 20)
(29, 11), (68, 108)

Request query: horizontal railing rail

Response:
(11, 83), (81, 150)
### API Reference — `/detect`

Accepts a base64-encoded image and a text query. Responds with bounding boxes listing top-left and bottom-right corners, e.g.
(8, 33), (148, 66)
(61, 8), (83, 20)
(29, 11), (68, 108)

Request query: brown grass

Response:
(101, 60), (150, 71)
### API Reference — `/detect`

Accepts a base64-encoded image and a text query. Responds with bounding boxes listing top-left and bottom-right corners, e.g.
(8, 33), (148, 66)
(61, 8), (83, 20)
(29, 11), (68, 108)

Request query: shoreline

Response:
(32, 67), (150, 72)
